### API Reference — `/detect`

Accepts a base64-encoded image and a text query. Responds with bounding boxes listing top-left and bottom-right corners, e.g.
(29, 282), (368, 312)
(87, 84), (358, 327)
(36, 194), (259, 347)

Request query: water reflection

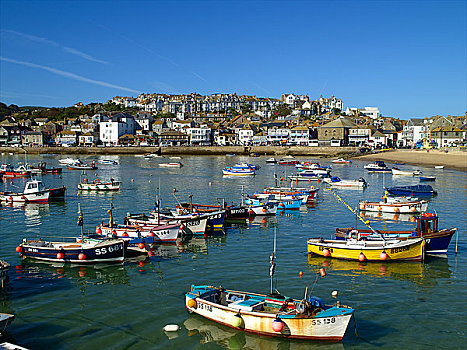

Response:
(248, 215), (278, 228)
(184, 315), (344, 350)
(307, 256), (451, 285)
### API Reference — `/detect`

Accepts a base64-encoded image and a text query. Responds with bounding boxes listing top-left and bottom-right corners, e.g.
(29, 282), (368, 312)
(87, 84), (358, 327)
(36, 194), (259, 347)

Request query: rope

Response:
(326, 188), (382, 237)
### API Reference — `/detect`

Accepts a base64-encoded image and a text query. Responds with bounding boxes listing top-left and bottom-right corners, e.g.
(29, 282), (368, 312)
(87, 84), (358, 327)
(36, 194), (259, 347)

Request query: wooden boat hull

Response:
(19, 239), (125, 264)
(185, 286), (354, 341)
(307, 238), (424, 262)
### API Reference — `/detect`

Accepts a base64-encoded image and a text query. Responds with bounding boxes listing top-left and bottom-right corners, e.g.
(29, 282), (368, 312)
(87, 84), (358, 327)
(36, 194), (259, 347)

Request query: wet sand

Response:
(353, 149), (467, 172)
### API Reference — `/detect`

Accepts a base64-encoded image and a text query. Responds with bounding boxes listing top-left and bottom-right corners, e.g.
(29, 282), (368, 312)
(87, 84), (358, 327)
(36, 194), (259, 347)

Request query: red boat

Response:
(278, 159), (300, 165)
(0, 164), (31, 178)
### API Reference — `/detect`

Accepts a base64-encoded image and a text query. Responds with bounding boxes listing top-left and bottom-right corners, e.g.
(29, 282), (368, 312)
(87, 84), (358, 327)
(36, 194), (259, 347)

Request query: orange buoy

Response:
(299, 271), (303, 278)
(78, 253), (86, 260)
(138, 261), (145, 267)
(323, 248), (330, 257)
(138, 243), (145, 249)
(57, 252), (64, 259)
(122, 232), (129, 237)
(262, 207), (267, 213)
(96, 227), (102, 234)
(358, 252), (366, 262)
(380, 251), (388, 260)
(319, 268), (326, 277)
(15, 246), (22, 253)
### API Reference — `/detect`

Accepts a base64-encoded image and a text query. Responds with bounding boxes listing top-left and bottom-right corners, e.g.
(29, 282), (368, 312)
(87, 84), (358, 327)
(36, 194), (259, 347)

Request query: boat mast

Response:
(77, 204), (84, 240)
(269, 228), (277, 294)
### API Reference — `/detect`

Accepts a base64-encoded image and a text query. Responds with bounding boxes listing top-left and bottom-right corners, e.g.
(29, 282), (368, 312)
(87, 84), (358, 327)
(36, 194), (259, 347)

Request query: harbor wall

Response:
(1, 146), (359, 157)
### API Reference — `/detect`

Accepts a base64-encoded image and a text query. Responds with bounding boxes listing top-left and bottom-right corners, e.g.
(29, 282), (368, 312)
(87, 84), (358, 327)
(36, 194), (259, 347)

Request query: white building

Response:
(402, 119), (426, 147)
(99, 113), (137, 146)
(289, 126), (310, 145)
(237, 126), (254, 145)
(187, 125), (211, 145)
(345, 107), (380, 119)
(348, 125), (372, 146)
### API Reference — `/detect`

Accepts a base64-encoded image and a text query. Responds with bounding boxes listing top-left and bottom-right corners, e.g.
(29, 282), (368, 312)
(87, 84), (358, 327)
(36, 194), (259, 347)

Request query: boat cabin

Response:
(418, 213), (438, 235)
(24, 180), (46, 194)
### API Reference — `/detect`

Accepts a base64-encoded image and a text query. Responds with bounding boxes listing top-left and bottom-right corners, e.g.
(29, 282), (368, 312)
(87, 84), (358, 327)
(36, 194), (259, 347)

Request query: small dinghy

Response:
(419, 176), (436, 182)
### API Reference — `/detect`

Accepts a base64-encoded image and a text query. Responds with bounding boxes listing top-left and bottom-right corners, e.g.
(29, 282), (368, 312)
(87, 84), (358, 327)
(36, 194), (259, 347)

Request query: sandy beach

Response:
(354, 149), (467, 172)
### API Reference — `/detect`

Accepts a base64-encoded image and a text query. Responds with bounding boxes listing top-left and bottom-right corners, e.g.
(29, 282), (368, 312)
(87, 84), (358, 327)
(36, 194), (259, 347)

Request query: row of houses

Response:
(1, 110), (465, 148)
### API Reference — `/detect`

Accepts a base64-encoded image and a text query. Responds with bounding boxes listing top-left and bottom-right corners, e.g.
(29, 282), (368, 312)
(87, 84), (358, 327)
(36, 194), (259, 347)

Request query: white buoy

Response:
(163, 324), (180, 332)
(209, 182), (212, 186)
(331, 290), (338, 297)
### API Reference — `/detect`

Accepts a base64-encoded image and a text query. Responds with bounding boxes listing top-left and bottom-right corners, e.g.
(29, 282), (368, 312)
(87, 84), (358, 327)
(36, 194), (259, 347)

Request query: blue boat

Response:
(385, 185), (437, 197)
(16, 237), (126, 264)
(246, 197), (302, 211)
(419, 176), (436, 182)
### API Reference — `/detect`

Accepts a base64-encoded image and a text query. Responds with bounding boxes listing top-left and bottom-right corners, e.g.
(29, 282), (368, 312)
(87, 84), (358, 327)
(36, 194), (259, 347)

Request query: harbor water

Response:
(1, 154), (466, 349)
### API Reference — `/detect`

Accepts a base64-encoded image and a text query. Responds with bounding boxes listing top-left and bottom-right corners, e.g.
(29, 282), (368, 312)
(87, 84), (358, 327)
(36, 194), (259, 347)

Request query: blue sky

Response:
(0, 0), (465, 119)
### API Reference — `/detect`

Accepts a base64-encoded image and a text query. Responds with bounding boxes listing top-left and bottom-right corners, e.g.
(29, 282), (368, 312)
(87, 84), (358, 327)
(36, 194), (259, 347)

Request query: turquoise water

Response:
(1, 154), (466, 349)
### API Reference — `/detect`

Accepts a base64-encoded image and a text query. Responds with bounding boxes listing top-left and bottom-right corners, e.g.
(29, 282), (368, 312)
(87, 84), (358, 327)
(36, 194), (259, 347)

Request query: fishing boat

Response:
(159, 162), (183, 168)
(246, 196), (302, 211)
(434, 165), (444, 169)
(1, 260), (10, 288)
(232, 163), (260, 170)
(0, 164), (31, 178)
(222, 167), (255, 176)
(176, 200), (249, 221)
(95, 222), (181, 243)
(78, 178), (121, 191)
(332, 158), (351, 164)
(385, 185), (437, 197)
(359, 196), (428, 214)
(247, 201), (278, 216)
(307, 237), (424, 262)
(0, 180), (50, 203)
(67, 161), (98, 170)
(335, 213), (457, 255)
(126, 212), (208, 236)
(266, 157), (277, 164)
(364, 161), (391, 173)
(30, 162), (62, 174)
(391, 168), (422, 176)
(419, 176), (436, 182)
(16, 237), (126, 264)
(264, 187), (319, 202)
(185, 232), (355, 341)
(323, 177), (367, 188)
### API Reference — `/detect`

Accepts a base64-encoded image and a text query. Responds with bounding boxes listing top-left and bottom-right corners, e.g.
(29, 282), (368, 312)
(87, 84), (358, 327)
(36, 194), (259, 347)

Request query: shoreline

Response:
(1, 146), (466, 171)
(354, 149), (467, 172)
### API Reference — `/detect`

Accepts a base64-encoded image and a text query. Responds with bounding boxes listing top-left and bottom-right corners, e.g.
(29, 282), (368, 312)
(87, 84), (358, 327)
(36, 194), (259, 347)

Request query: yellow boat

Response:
(307, 237), (424, 262)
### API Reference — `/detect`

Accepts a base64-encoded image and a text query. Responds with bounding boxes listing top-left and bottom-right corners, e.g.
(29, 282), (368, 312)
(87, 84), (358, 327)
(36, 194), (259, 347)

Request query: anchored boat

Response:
(185, 232), (355, 341)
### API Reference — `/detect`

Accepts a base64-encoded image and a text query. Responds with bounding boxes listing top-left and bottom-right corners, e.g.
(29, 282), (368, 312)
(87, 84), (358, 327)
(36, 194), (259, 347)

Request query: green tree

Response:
(274, 104), (291, 117)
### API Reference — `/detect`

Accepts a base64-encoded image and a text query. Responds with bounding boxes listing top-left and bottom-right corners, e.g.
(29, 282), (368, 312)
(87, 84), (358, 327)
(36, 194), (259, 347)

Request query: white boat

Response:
(391, 167), (422, 176)
(364, 161), (391, 173)
(96, 223), (181, 243)
(0, 180), (50, 203)
(332, 158), (351, 164)
(170, 156), (182, 159)
(222, 167), (255, 176)
(247, 202), (278, 216)
(58, 158), (81, 165)
(186, 234), (355, 341)
(159, 162), (183, 168)
(359, 197), (428, 214)
(78, 178), (121, 191)
(323, 177), (367, 188)
(98, 159), (119, 165)
(265, 157), (277, 164)
(434, 165), (444, 169)
(0, 313), (15, 331)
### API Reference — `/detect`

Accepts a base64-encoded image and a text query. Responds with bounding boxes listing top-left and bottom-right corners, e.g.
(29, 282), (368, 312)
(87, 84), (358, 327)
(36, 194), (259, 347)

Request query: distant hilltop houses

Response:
(0, 92), (465, 149)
